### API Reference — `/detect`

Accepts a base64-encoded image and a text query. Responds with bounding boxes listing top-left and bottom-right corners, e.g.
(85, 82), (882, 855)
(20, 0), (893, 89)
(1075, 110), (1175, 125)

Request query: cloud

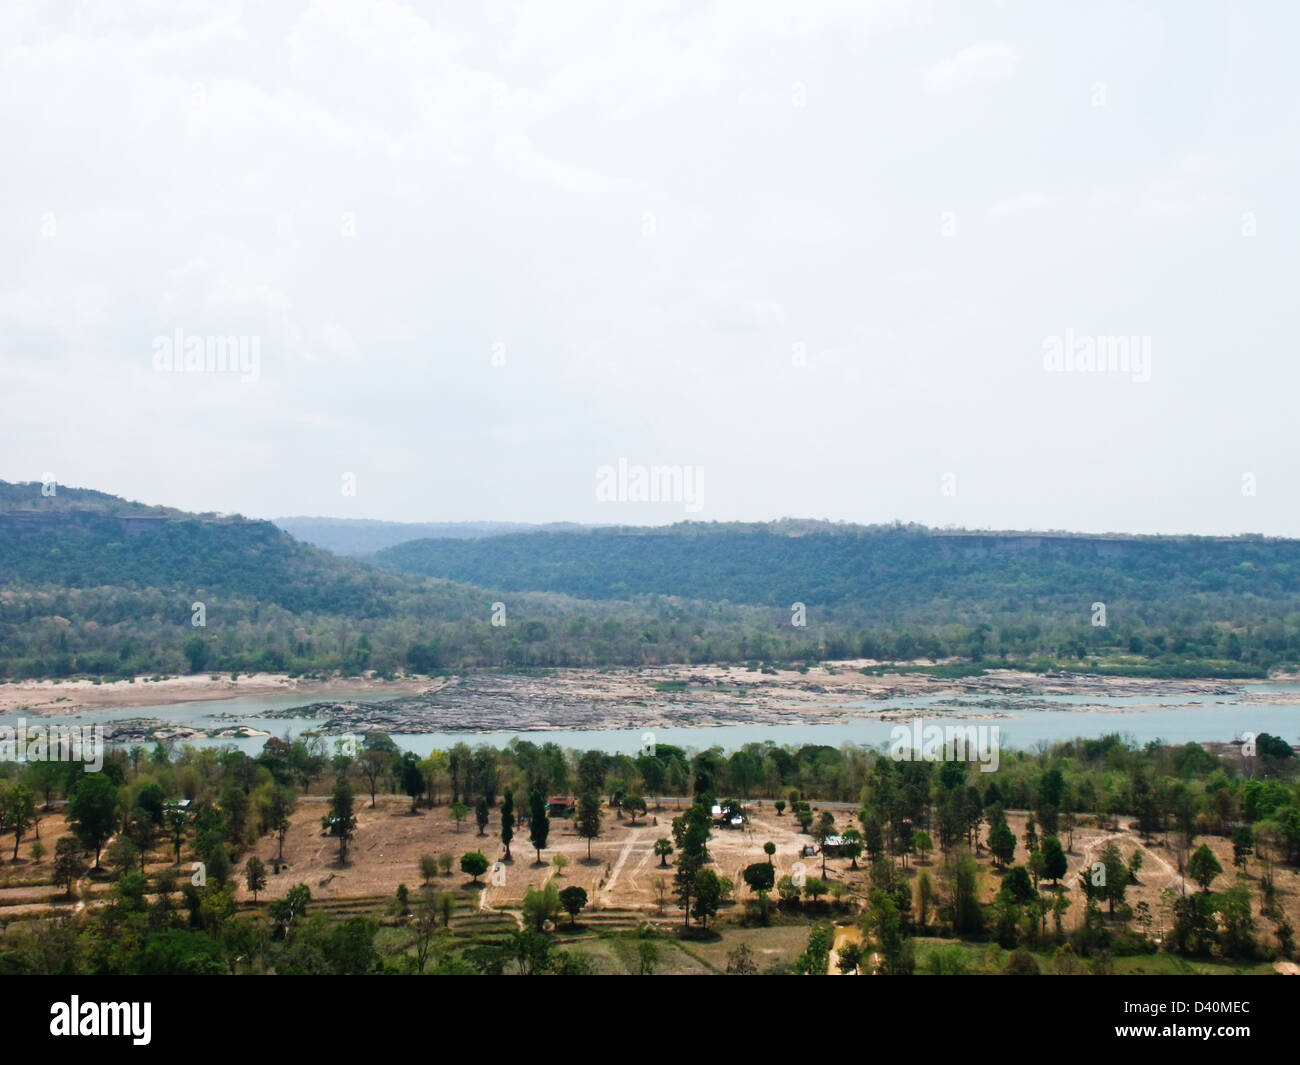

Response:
(923, 41), (1017, 92)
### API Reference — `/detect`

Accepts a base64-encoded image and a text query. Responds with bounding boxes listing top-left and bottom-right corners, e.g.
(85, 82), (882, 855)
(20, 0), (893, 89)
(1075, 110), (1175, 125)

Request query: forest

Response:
(3, 483), (1299, 679)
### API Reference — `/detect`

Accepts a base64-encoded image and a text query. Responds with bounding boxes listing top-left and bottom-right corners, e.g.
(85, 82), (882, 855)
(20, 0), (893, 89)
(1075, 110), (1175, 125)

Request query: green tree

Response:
(1041, 835), (1068, 886)
(691, 867), (723, 929)
(528, 789), (549, 864)
(244, 855), (267, 902)
(868, 888), (910, 974)
(794, 921), (834, 975)
(1231, 826), (1253, 869)
(987, 815), (1016, 869)
(263, 786), (296, 864)
(328, 776), (357, 863)
(623, 794), (647, 824)
(1188, 844), (1223, 893)
(559, 885), (588, 927)
(419, 854), (438, 884)
(5, 784), (36, 861)
(460, 851), (489, 883)
(67, 774), (119, 869)
(53, 837), (82, 895)
(576, 792), (602, 860)
(912, 829), (933, 864)
(500, 789), (515, 860)
(522, 881), (561, 930)
(654, 838), (673, 866)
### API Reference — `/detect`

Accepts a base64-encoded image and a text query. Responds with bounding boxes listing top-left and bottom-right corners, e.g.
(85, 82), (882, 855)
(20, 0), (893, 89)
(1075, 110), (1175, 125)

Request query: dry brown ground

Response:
(233, 796), (819, 916)
(1, 800), (1296, 958)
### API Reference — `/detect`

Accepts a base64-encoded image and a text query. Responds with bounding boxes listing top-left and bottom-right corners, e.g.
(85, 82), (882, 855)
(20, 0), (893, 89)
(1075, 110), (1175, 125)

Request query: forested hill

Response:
(273, 516), (597, 556)
(4, 484), (1300, 679)
(0, 483), (802, 678)
(374, 523), (1300, 669)
(375, 523), (1300, 615)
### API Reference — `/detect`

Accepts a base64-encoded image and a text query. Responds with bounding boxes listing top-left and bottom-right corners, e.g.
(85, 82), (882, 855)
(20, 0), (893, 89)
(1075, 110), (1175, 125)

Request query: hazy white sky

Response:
(3, 1), (1298, 534)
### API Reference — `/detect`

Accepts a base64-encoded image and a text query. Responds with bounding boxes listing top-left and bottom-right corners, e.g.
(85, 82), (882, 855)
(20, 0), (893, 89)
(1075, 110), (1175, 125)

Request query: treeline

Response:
(1, 729), (1296, 973)
(4, 484), (1300, 680)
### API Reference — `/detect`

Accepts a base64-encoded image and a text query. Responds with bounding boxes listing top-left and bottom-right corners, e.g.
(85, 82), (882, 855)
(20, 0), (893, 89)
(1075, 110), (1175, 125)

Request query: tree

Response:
(654, 838), (673, 866)
(950, 852), (983, 934)
(1096, 841), (1129, 914)
(743, 861), (775, 895)
(908, 868), (930, 929)
(528, 789), (549, 864)
(358, 748), (387, 808)
(577, 792), (602, 860)
(475, 796), (490, 837)
(419, 854), (438, 885)
(912, 829), (933, 864)
(328, 777), (357, 863)
(1000, 865), (1036, 904)
(795, 921), (834, 975)
(672, 799), (712, 929)
(814, 811), (836, 878)
(53, 837), (82, 895)
(1041, 835), (1068, 886)
(5, 784), (36, 861)
(268, 883), (312, 939)
(743, 861), (775, 919)
(522, 881), (561, 930)
(552, 854), (568, 877)
(167, 808), (188, 866)
(500, 789), (515, 860)
(1232, 826), (1254, 869)
(450, 801), (468, 833)
(691, 868), (723, 929)
(868, 889), (909, 972)
(1188, 844), (1223, 893)
(840, 829), (863, 870)
(123, 805), (154, 872)
(244, 856), (267, 902)
(623, 794), (647, 824)
(460, 851), (489, 884)
(559, 885), (588, 927)
(987, 816), (1016, 869)
(264, 786), (296, 864)
(401, 754), (425, 812)
(838, 940), (864, 974)
(411, 890), (441, 974)
(67, 774), (118, 869)
(763, 840), (776, 865)
(636, 938), (659, 975)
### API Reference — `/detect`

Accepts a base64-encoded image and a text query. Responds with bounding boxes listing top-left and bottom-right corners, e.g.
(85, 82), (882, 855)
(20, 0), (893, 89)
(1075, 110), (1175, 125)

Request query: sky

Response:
(2, 0), (1298, 534)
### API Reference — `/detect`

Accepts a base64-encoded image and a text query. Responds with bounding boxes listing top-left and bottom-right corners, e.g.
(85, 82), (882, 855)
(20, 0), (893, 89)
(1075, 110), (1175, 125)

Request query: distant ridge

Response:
(272, 516), (602, 556)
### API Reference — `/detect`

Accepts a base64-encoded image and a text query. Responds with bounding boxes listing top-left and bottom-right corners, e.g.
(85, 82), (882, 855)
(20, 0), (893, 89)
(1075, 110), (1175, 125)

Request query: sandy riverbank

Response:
(0, 660), (1275, 728)
(0, 672), (429, 716)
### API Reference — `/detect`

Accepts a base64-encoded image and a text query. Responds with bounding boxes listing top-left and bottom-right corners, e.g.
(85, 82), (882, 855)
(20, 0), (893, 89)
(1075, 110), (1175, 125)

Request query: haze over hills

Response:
(3, 481), (1300, 680)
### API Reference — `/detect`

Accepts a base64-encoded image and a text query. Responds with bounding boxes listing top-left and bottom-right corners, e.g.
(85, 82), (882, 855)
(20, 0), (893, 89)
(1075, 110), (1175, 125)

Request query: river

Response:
(4, 682), (1299, 757)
